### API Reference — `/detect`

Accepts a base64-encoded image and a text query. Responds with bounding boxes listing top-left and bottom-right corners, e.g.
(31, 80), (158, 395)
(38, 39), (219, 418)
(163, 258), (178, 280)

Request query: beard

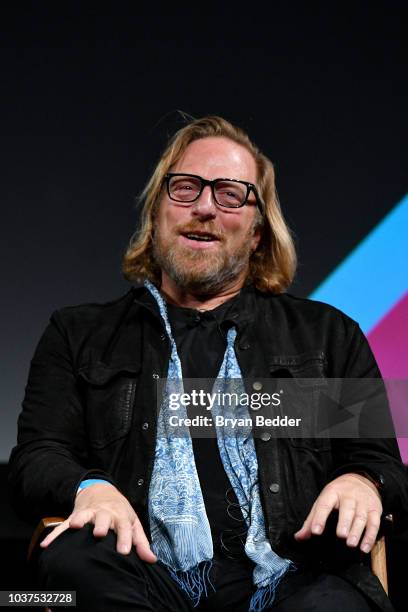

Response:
(152, 221), (255, 296)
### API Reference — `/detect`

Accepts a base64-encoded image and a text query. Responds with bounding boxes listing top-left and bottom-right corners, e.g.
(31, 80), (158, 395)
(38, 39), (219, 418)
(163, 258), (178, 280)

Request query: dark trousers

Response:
(37, 525), (379, 612)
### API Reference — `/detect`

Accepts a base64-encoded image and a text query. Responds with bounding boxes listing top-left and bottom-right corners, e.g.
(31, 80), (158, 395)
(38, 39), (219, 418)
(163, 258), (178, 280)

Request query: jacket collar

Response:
(132, 282), (258, 330)
(77, 283), (259, 384)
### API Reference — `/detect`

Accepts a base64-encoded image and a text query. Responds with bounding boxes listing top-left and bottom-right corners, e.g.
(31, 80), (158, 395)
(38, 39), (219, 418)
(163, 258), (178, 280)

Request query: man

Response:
(9, 116), (408, 611)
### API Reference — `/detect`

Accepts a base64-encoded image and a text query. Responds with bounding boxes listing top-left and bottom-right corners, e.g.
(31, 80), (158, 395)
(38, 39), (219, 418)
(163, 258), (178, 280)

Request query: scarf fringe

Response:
(168, 559), (215, 607)
(249, 563), (293, 612)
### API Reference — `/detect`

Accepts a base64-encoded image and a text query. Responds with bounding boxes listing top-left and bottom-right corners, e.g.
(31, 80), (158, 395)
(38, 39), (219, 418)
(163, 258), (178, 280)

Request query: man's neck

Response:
(159, 275), (245, 311)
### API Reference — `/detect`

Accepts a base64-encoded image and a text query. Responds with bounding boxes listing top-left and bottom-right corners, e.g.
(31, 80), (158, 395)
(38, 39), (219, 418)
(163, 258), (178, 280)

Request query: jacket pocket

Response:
(77, 361), (141, 449)
(269, 349), (327, 378)
(269, 350), (331, 452)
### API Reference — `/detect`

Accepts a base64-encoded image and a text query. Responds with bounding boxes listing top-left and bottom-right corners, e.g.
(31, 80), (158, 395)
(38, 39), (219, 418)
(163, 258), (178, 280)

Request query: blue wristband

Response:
(77, 478), (112, 493)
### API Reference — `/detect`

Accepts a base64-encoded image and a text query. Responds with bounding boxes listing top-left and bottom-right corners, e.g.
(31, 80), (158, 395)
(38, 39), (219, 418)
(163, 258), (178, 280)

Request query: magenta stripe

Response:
(368, 291), (408, 463)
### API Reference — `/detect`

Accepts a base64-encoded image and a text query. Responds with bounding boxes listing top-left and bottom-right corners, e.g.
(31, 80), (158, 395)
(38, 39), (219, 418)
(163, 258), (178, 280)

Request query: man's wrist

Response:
(76, 478), (114, 495)
(350, 471), (385, 493)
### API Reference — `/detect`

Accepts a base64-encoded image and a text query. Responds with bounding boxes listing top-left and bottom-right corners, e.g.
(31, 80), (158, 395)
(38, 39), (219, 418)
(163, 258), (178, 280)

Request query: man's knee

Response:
(275, 573), (376, 612)
(37, 524), (119, 586)
(36, 524), (193, 612)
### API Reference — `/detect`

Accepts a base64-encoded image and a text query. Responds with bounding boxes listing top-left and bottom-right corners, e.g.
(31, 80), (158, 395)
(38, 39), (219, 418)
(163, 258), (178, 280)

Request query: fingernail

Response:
(312, 524), (322, 534)
(361, 543), (370, 553)
(340, 526), (348, 537)
(348, 536), (358, 546)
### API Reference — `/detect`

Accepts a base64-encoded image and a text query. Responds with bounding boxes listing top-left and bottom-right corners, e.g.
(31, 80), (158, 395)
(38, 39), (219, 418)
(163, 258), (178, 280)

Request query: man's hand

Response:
(294, 472), (382, 553)
(39, 483), (157, 562)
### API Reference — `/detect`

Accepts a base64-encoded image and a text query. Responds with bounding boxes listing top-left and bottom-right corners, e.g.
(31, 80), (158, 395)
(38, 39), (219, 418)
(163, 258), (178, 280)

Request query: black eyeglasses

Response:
(164, 173), (264, 212)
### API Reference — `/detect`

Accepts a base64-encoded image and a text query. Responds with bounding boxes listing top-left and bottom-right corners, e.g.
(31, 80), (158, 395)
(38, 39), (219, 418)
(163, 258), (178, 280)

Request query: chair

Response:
(370, 513), (393, 594)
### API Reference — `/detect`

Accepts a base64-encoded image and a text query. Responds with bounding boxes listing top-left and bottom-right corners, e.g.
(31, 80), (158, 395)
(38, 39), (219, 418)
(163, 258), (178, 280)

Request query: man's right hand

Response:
(39, 483), (157, 562)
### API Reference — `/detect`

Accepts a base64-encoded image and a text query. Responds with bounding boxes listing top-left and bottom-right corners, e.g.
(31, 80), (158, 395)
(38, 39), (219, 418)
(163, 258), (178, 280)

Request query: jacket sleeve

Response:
(8, 310), (117, 524)
(329, 319), (408, 530)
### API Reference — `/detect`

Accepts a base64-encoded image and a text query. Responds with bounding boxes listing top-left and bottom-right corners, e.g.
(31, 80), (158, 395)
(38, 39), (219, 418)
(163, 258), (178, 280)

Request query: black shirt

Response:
(166, 291), (249, 558)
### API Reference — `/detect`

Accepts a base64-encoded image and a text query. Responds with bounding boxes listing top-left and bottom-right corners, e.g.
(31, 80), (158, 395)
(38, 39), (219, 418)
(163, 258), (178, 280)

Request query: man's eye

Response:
(218, 188), (241, 200)
(173, 182), (196, 191)
(227, 190), (240, 199)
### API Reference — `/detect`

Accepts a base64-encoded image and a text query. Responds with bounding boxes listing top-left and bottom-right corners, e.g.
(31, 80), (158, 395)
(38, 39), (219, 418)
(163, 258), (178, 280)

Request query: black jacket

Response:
(8, 285), (408, 610)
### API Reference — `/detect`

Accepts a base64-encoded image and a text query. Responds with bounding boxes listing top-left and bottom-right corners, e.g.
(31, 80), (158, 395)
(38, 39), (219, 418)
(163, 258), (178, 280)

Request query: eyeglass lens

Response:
(168, 175), (247, 208)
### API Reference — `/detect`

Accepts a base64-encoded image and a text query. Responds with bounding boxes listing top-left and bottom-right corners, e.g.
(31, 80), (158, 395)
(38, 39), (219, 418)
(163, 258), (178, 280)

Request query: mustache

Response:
(174, 221), (225, 241)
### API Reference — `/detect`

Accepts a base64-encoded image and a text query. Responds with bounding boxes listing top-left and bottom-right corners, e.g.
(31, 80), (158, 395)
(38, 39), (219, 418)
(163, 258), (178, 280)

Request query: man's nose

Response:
(191, 185), (217, 218)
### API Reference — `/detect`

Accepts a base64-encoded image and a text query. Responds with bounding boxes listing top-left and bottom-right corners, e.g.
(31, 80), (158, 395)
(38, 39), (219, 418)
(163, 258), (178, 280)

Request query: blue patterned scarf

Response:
(145, 281), (295, 611)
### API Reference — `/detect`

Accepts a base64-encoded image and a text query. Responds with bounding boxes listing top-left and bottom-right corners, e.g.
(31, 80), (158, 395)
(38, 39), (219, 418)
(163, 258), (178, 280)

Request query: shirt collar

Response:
(132, 282), (257, 330)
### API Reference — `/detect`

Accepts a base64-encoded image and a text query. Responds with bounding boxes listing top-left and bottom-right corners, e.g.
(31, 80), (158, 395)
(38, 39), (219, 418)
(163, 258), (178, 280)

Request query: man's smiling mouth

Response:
(181, 231), (220, 242)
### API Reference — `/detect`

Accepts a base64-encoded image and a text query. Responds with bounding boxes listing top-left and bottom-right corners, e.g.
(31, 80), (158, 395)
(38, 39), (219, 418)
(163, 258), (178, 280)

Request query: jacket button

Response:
(252, 381), (262, 391)
(260, 432), (271, 442)
(269, 483), (280, 493)
(160, 334), (166, 341)
(239, 342), (250, 350)
(142, 422), (149, 430)
(137, 478), (144, 486)
(152, 373), (159, 379)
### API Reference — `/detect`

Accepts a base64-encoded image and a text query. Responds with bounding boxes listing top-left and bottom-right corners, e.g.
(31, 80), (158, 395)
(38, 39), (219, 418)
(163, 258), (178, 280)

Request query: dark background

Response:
(1, 2), (407, 609)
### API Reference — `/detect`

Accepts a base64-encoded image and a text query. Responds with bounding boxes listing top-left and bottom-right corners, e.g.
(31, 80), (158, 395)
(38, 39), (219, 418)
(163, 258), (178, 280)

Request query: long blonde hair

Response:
(122, 115), (297, 293)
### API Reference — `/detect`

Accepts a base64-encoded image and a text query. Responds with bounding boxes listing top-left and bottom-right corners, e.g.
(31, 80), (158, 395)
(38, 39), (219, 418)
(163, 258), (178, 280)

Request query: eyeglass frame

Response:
(164, 172), (264, 213)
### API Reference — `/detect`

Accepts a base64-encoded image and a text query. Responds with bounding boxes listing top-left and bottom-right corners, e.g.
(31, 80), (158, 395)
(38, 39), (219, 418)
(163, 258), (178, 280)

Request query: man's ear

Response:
(251, 224), (262, 253)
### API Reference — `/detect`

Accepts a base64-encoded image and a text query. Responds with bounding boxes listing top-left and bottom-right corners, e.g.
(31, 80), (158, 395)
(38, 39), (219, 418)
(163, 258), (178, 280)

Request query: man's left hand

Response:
(294, 472), (382, 553)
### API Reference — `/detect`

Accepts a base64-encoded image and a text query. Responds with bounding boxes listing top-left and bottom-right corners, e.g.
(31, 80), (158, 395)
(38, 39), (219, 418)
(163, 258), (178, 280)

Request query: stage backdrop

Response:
(2, 4), (407, 463)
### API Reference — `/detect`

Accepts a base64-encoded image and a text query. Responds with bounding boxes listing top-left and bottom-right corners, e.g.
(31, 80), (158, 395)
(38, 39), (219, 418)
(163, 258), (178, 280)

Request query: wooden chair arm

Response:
(27, 517), (65, 562)
(370, 514), (393, 595)
(371, 535), (388, 594)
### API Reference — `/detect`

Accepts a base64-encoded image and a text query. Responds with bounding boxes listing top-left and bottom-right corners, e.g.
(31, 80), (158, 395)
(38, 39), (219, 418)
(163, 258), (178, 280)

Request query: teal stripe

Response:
(309, 195), (408, 334)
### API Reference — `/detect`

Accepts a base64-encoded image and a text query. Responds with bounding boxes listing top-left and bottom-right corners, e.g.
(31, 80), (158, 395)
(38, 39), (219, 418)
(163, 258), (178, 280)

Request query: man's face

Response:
(152, 136), (262, 295)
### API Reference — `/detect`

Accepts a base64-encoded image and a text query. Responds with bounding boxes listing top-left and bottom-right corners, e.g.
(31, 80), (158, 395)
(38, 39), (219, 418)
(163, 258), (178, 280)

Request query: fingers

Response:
(336, 499), (368, 546)
(293, 504), (315, 540)
(69, 509), (96, 529)
(39, 487), (157, 561)
(359, 510), (381, 553)
(99, 513), (156, 560)
(336, 497), (359, 540)
(132, 516), (157, 563)
(92, 511), (157, 560)
(72, 508), (137, 556)
(294, 474), (383, 554)
(92, 509), (113, 537)
(114, 518), (134, 555)
(334, 482), (382, 552)
(40, 510), (96, 548)
(40, 519), (71, 548)
(339, 503), (368, 547)
(75, 508), (156, 560)
(341, 505), (381, 553)
(294, 493), (336, 540)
